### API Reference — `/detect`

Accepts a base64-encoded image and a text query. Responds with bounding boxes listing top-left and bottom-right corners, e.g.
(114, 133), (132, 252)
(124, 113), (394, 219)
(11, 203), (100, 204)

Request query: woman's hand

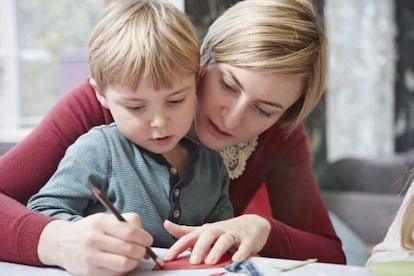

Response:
(37, 213), (153, 276)
(163, 214), (271, 265)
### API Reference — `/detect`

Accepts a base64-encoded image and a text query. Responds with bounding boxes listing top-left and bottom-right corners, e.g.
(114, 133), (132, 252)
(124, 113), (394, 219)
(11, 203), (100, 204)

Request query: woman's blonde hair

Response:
(201, 0), (327, 133)
(401, 193), (414, 249)
(89, 0), (200, 91)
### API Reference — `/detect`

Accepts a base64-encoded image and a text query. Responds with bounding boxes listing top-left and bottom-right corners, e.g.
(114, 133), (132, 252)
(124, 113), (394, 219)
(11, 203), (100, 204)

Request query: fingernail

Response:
(190, 253), (200, 264)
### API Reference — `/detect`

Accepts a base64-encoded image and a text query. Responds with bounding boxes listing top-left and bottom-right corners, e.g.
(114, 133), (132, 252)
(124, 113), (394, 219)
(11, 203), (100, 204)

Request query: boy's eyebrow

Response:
(121, 86), (192, 101)
(227, 70), (285, 110)
(167, 86), (192, 96)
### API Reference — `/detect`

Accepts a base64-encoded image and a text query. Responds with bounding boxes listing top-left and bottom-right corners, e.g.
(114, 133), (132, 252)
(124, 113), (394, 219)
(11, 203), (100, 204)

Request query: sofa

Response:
(317, 150), (414, 264)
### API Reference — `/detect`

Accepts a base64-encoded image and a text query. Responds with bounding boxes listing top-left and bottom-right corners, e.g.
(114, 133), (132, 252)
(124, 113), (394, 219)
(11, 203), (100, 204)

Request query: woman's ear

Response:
(89, 78), (109, 109)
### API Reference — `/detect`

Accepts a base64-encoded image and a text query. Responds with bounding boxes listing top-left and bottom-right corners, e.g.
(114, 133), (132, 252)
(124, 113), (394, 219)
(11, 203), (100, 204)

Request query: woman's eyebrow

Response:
(227, 69), (285, 110)
(227, 70), (244, 90)
(259, 100), (285, 110)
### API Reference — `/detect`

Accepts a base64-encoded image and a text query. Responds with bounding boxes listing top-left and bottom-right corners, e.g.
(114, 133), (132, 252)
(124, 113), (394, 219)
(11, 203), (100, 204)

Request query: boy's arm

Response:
(27, 129), (111, 221)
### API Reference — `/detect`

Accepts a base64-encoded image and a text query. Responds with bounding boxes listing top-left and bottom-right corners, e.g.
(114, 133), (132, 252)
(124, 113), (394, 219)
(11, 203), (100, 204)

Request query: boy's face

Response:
(94, 72), (197, 154)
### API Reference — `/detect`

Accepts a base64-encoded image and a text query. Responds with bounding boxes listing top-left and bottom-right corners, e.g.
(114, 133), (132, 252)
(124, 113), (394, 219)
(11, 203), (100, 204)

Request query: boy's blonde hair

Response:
(201, 0), (327, 133)
(89, 0), (200, 91)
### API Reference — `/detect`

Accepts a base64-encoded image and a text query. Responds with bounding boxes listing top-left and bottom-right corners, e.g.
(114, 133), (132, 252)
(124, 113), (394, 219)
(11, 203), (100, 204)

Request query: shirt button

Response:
(170, 167), (177, 174)
(173, 209), (181, 218)
(174, 188), (180, 197)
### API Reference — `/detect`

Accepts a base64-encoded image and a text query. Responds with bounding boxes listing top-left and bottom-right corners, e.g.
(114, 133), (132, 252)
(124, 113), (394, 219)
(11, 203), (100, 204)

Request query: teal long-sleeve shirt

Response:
(27, 123), (233, 247)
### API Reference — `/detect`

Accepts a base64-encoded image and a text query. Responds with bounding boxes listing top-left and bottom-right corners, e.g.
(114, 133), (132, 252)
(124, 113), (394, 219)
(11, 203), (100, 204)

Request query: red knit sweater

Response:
(0, 80), (345, 266)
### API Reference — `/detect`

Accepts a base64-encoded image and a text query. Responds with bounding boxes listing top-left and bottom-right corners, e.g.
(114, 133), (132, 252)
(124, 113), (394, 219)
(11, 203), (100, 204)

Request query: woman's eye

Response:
(220, 79), (235, 92)
(256, 107), (273, 117)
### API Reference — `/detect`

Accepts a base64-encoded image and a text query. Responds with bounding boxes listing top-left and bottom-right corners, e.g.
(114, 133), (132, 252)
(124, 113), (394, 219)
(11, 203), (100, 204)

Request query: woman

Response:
(0, 0), (345, 275)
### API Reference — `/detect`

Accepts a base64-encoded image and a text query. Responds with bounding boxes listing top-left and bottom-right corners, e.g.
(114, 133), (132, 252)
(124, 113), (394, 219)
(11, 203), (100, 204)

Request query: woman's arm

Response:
(0, 80), (113, 265)
(165, 124), (346, 265)
(258, 123), (346, 263)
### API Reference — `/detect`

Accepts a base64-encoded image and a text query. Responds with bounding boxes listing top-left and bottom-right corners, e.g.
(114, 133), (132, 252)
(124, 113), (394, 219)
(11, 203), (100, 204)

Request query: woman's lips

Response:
(207, 119), (232, 138)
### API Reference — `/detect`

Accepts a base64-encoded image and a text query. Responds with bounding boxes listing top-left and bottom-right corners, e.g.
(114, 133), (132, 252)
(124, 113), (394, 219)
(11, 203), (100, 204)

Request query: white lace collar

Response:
(219, 136), (258, 180)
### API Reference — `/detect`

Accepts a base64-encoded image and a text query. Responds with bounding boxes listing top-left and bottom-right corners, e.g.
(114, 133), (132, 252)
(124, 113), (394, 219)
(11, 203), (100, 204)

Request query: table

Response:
(0, 248), (374, 275)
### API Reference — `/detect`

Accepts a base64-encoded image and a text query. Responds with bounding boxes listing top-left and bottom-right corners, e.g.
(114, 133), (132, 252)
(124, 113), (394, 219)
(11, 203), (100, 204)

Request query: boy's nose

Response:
(150, 110), (168, 128)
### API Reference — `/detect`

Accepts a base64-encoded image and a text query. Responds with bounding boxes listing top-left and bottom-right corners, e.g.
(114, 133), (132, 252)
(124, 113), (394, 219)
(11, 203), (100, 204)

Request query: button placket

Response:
(168, 166), (181, 222)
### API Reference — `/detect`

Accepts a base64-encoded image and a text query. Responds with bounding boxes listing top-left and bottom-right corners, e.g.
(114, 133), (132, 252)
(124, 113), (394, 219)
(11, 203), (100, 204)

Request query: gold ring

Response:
(227, 232), (240, 243)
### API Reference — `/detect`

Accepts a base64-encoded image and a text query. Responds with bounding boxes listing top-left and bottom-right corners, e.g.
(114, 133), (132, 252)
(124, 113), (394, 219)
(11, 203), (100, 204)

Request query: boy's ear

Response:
(89, 78), (109, 109)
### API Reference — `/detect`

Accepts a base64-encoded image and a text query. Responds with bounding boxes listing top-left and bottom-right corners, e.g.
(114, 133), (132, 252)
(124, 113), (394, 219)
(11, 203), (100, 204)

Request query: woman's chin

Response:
(197, 134), (222, 150)
(198, 133), (236, 150)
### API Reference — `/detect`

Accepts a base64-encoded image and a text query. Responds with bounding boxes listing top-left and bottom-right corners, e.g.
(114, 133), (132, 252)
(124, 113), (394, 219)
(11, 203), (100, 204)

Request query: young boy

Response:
(27, 0), (233, 248)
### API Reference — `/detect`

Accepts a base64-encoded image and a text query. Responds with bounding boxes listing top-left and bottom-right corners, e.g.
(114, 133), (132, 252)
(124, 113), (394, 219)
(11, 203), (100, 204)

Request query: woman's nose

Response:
(222, 103), (245, 130)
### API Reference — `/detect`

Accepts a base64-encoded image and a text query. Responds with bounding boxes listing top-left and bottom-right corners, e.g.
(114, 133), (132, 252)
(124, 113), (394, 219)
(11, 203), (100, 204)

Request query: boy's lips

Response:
(151, 136), (173, 145)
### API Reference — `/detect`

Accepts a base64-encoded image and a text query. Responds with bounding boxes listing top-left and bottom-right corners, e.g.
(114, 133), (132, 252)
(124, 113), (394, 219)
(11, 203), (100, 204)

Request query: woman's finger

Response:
(204, 233), (235, 264)
(163, 219), (196, 238)
(232, 241), (252, 262)
(163, 230), (200, 261)
(188, 230), (220, 264)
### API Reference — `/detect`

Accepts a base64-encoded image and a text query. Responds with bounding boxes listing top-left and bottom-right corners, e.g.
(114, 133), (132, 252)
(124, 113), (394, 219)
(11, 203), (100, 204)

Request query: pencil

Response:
(274, 258), (317, 272)
(91, 185), (164, 268)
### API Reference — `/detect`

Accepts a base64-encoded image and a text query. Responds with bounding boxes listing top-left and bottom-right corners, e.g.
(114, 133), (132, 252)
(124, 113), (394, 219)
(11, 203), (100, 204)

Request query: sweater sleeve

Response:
(229, 123), (346, 264)
(0, 80), (113, 265)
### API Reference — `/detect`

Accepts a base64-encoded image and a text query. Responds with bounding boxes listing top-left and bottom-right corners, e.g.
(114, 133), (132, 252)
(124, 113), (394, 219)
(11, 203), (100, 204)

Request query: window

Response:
(0, 0), (105, 142)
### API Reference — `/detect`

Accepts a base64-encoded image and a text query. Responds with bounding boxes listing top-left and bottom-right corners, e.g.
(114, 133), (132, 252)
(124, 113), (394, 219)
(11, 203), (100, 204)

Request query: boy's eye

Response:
(126, 105), (144, 111)
(168, 98), (185, 105)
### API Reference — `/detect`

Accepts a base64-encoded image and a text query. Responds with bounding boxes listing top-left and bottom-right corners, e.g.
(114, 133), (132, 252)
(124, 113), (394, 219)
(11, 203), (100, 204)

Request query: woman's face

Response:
(195, 63), (305, 150)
